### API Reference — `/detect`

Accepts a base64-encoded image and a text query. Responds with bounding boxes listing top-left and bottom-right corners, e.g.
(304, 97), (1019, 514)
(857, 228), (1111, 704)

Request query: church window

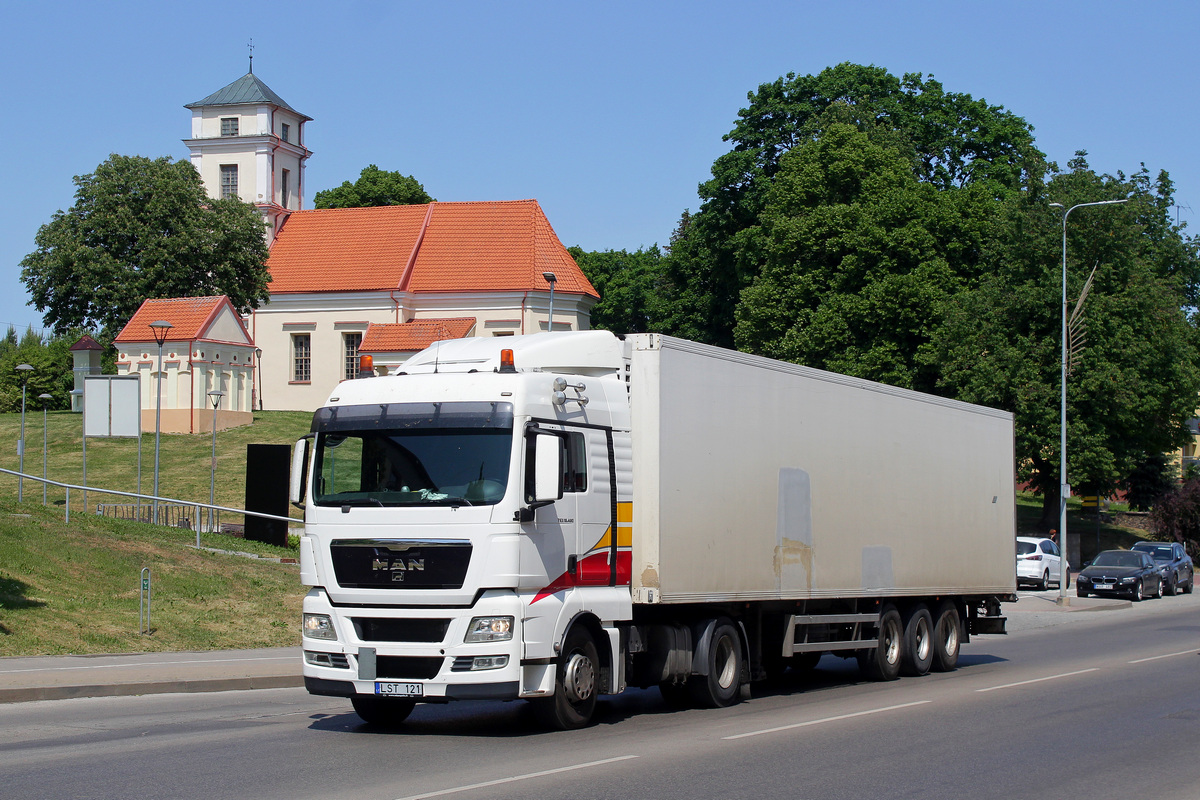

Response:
(281, 123), (290, 143)
(343, 333), (363, 380)
(281, 169), (291, 208)
(292, 334), (311, 382)
(220, 117), (239, 137)
(220, 165), (238, 200)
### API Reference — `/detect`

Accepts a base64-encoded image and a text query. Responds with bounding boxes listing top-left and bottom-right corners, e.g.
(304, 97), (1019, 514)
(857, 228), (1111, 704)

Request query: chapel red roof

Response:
(359, 318), (477, 353)
(265, 200), (597, 298)
(114, 296), (245, 344)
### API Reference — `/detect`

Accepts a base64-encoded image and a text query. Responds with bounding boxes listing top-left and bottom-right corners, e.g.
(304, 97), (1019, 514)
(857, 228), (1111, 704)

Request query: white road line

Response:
(1129, 649), (1197, 664)
(976, 668), (1098, 693)
(391, 755), (639, 800)
(721, 700), (932, 741)
(0, 656), (295, 675)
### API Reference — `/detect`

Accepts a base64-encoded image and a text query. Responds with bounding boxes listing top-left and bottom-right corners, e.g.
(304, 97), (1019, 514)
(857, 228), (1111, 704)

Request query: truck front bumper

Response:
(301, 587), (527, 701)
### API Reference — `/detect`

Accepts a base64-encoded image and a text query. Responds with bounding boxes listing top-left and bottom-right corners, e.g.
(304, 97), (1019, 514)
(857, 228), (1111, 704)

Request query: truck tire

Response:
(350, 696), (416, 727)
(900, 605), (933, 676)
(931, 601), (961, 672)
(857, 606), (902, 681)
(689, 619), (743, 708)
(533, 626), (600, 730)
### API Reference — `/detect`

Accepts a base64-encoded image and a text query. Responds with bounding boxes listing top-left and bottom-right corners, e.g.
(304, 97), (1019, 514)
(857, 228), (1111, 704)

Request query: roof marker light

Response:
(499, 349), (516, 373)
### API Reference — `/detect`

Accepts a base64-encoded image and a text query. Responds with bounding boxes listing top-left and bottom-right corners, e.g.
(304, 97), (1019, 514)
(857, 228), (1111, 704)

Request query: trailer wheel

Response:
(931, 601), (961, 672)
(533, 626), (599, 730)
(900, 605), (933, 676)
(857, 606), (902, 681)
(689, 619), (743, 708)
(350, 696), (416, 727)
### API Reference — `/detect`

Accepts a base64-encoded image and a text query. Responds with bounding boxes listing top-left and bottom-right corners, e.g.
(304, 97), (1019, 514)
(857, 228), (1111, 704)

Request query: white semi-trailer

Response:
(294, 332), (1015, 729)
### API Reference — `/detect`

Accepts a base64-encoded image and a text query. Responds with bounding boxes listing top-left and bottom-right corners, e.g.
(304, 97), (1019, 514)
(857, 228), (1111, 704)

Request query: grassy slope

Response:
(0, 410), (311, 656)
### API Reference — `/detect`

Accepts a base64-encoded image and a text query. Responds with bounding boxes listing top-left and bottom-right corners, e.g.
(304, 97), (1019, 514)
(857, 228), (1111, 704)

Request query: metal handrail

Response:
(0, 466), (301, 547)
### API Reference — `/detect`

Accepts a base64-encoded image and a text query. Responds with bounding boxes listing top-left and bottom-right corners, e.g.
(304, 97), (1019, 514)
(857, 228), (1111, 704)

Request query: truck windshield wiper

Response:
(428, 495), (473, 507)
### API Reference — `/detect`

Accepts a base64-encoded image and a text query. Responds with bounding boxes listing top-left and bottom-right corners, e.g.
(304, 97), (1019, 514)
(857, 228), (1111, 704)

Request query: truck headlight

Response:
(303, 613), (338, 641)
(465, 616), (513, 642)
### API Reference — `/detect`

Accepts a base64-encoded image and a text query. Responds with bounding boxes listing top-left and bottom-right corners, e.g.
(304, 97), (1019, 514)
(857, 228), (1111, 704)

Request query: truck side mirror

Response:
(290, 437), (310, 507)
(527, 428), (563, 505)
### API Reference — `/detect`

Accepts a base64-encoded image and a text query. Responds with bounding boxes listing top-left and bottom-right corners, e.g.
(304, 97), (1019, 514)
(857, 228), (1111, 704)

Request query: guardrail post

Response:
(139, 567), (152, 635)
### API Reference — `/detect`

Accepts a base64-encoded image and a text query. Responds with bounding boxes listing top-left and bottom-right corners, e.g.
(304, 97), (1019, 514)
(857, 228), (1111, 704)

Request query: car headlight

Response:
(465, 616), (514, 643)
(303, 613), (338, 641)
(1119, 577), (1137, 584)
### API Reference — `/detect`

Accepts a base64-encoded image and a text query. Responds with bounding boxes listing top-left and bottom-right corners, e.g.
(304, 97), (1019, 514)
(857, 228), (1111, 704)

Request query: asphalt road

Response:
(2, 591), (1198, 800)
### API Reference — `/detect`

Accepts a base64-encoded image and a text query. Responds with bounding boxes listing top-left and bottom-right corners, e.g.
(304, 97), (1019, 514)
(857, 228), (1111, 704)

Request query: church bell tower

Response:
(183, 63), (312, 245)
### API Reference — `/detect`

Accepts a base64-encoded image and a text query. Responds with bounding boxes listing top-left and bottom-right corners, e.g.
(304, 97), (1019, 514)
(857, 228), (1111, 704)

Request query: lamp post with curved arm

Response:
(149, 320), (173, 525)
(38, 393), (51, 505)
(16, 363), (33, 501)
(1049, 199), (1128, 602)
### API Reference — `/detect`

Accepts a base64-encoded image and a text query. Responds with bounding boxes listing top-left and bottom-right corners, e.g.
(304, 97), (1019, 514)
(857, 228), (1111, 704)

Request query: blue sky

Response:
(2, 1), (1197, 334)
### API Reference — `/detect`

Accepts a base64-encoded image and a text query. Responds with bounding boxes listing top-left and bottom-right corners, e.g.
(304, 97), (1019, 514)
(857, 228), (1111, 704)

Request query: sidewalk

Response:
(0, 647), (302, 703)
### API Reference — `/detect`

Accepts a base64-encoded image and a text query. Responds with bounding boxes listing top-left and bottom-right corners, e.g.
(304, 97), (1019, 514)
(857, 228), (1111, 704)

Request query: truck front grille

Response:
(376, 656), (444, 680)
(354, 618), (451, 643)
(330, 540), (472, 589)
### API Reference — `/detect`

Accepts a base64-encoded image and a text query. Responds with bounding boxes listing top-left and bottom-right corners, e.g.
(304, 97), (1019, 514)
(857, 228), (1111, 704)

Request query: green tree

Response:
(569, 246), (663, 335)
(313, 165), (433, 209)
(658, 62), (1043, 347)
(20, 155), (270, 338)
(0, 328), (75, 412)
(733, 123), (998, 390)
(929, 157), (1200, 524)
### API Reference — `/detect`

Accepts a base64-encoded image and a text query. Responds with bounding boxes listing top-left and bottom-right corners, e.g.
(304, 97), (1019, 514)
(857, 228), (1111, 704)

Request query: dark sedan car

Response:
(1130, 541), (1194, 595)
(1076, 549), (1162, 601)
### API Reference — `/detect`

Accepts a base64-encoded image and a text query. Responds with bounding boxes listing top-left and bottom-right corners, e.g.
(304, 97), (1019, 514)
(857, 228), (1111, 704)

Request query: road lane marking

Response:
(721, 700), (931, 740)
(1129, 649), (1197, 664)
(0, 656), (295, 675)
(390, 755), (639, 800)
(976, 668), (1098, 692)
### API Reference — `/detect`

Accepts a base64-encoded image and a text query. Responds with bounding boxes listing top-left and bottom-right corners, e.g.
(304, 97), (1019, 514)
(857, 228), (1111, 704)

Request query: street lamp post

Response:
(207, 389), (226, 534)
(38, 393), (51, 505)
(255, 347), (263, 411)
(1049, 199), (1128, 603)
(16, 363), (33, 502)
(149, 320), (173, 525)
(542, 271), (557, 332)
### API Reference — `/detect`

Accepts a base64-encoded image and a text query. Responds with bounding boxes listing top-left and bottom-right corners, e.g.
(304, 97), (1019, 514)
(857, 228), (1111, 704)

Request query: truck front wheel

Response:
(533, 627), (600, 730)
(689, 619), (744, 708)
(857, 606), (902, 681)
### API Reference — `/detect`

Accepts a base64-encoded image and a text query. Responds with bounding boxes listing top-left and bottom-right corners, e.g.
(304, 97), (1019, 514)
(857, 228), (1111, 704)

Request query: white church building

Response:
(169, 69), (598, 413)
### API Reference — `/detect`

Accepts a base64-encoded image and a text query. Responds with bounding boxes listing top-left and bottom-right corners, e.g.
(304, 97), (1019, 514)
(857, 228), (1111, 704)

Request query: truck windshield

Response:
(311, 402), (513, 507)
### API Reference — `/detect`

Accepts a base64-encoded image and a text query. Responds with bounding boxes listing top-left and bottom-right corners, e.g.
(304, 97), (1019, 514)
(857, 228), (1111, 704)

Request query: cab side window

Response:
(561, 431), (588, 493)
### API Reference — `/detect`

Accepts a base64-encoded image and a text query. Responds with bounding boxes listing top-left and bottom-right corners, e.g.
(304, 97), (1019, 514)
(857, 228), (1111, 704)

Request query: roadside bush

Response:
(1148, 478), (1200, 556)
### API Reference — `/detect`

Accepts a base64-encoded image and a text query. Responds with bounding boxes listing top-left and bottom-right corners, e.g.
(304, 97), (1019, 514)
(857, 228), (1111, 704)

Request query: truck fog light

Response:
(465, 616), (514, 642)
(303, 613), (338, 641)
(473, 655), (508, 670)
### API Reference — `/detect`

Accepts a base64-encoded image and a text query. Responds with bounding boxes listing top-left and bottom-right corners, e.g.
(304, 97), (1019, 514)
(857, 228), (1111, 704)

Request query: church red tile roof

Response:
(359, 318), (477, 353)
(114, 296), (244, 343)
(265, 200), (597, 298)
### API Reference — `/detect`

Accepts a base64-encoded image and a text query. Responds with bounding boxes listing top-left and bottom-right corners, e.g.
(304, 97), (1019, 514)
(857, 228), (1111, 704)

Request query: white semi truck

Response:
(293, 332), (1015, 729)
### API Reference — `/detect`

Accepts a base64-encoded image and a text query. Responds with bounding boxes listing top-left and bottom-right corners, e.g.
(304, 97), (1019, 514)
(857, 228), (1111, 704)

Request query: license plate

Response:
(1094, 583), (1112, 590)
(375, 681), (423, 697)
